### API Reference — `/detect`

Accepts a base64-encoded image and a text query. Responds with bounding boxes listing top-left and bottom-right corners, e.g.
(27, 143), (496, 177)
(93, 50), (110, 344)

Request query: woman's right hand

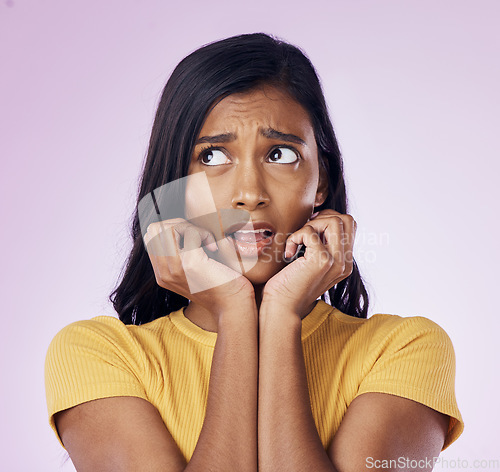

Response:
(143, 218), (255, 318)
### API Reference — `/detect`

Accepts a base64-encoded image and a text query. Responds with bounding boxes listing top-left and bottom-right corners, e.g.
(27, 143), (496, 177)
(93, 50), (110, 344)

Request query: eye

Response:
(268, 147), (299, 164)
(198, 147), (230, 166)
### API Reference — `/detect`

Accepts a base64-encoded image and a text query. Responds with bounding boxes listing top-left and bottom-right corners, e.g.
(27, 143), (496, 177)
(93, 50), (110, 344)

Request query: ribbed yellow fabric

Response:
(45, 301), (464, 460)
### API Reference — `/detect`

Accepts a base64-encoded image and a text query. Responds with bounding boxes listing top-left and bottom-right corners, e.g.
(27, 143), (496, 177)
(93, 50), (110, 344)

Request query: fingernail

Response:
(311, 211), (319, 219)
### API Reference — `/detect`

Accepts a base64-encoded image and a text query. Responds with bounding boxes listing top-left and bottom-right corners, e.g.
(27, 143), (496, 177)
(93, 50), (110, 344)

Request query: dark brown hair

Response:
(110, 33), (369, 324)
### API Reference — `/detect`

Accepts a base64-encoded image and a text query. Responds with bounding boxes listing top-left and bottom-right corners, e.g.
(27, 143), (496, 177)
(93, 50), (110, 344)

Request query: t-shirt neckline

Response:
(168, 300), (336, 347)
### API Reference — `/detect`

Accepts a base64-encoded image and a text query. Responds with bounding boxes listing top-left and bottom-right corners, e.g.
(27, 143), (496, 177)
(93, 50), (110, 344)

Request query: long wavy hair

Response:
(109, 33), (369, 324)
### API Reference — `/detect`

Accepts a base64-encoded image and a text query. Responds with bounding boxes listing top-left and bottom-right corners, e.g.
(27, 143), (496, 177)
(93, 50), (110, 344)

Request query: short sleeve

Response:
(44, 317), (149, 448)
(356, 316), (464, 450)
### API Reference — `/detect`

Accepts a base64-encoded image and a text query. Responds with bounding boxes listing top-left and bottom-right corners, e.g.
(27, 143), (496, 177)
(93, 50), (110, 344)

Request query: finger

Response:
(144, 222), (179, 258)
(285, 243), (305, 262)
(308, 216), (345, 257)
(285, 223), (325, 258)
(144, 223), (184, 281)
(321, 217), (357, 272)
(343, 218), (356, 265)
(167, 220), (218, 253)
(199, 229), (218, 252)
(144, 217), (187, 246)
(308, 209), (341, 220)
(307, 214), (357, 262)
(182, 224), (202, 251)
(328, 217), (345, 271)
(314, 217), (345, 271)
(287, 219), (347, 277)
(285, 226), (330, 263)
(309, 209), (356, 232)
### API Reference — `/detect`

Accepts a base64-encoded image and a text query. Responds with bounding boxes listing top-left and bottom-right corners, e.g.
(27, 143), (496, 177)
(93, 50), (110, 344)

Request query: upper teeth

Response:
(234, 229), (271, 234)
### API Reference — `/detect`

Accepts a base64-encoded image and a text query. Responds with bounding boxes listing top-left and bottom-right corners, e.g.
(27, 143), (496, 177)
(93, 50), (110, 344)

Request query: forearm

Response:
(258, 306), (337, 472)
(186, 304), (259, 472)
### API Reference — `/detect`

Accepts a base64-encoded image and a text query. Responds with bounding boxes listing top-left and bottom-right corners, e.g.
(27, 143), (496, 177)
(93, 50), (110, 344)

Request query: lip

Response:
(224, 220), (276, 258)
(224, 220), (276, 236)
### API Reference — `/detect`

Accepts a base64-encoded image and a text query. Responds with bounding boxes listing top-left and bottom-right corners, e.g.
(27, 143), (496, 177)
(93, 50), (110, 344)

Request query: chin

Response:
(213, 240), (286, 285)
(241, 260), (285, 286)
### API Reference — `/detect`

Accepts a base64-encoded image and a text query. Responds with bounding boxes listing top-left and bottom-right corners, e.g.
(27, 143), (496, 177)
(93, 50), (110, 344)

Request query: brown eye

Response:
(199, 149), (229, 166)
(268, 147), (299, 164)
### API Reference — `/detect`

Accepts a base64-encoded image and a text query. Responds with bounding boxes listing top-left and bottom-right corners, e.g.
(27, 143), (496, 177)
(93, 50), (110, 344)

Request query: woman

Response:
(45, 33), (463, 471)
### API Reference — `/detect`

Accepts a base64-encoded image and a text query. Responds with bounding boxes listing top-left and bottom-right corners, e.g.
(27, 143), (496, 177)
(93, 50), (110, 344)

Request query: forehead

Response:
(200, 86), (314, 138)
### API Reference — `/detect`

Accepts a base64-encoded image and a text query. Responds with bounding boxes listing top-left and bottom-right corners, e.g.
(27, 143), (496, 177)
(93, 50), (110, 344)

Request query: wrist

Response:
(211, 284), (256, 316)
(259, 302), (302, 332)
(216, 297), (259, 331)
(260, 294), (301, 318)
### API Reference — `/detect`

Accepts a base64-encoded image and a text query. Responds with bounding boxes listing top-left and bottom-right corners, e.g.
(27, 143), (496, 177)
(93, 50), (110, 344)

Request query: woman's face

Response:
(185, 85), (328, 286)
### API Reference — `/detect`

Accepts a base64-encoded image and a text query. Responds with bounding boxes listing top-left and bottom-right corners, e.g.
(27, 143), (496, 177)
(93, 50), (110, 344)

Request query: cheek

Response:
(184, 172), (217, 220)
(275, 181), (318, 234)
(280, 178), (317, 211)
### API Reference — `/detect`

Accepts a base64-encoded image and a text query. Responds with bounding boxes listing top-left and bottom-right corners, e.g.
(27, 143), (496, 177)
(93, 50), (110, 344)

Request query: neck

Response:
(183, 284), (319, 334)
(183, 282), (266, 333)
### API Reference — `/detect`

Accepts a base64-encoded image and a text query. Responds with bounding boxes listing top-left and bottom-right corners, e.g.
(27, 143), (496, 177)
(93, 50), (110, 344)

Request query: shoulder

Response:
(330, 305), (454, 355)
(338, 309), (458, 385)
(46, 317), (120, 364)
(355, 313), (463, 449)
(44, 314), (181, 392)
(306, 301), (455, 356)
(44, 316), (149, 397)
(46, 314), (172, 360)
(365, 312), (455, 363)
(316, 303), (458, 385)
(44, 314), (175, 446)
(309, 302), (464, 449)
(48, 316), (129, 347)
(44, 313), (176, 405)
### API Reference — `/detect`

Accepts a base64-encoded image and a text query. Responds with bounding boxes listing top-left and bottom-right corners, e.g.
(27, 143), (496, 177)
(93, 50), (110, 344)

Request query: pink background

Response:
(1, 1), (498, 470)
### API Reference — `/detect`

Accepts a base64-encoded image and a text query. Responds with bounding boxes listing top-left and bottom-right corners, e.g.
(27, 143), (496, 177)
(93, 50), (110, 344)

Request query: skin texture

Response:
(183, 85), (329, 330)
(54, 86), (449, 471)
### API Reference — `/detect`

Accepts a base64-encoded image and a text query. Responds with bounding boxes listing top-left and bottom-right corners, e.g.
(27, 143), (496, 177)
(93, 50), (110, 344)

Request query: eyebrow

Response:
(195, 127), (307, 146)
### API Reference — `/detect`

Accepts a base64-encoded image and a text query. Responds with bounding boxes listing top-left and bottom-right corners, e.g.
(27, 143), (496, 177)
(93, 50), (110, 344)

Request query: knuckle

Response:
(320, 251), (335, 269)
(326, 253), (335, 268)
(319, 209), (339, 216)
(165, 218), (186, 226)
(344, 252), (354, 266)
(170, 263), (185, 279)
(331, 255), (345, 273)
(172, 223), (184, 234)
(155, 270), (168, 287)
(146, 222), (159, 234)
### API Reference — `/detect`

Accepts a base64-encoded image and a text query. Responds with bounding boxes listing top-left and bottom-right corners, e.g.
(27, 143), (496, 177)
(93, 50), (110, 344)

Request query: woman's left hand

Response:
(261, 209), (357, 319)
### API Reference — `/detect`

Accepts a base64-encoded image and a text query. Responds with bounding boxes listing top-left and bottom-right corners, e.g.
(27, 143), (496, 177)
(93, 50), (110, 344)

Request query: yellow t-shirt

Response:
(44, 301), (464, 459)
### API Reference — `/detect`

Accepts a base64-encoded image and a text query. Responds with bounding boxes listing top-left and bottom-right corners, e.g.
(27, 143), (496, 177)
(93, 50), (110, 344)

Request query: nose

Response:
(231, 161), (270, 211)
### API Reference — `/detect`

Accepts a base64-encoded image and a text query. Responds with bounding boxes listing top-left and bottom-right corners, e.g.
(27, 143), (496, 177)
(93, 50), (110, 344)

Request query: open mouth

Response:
(221, 219), (277, 258)
(228, 228), (274, 243)
(224, 227), (275, 258)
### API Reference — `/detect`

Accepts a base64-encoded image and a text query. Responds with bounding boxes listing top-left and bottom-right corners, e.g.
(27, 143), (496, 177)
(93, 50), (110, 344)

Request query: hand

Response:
(144, 218), (255, 318)
(261, 209), (357, 318)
